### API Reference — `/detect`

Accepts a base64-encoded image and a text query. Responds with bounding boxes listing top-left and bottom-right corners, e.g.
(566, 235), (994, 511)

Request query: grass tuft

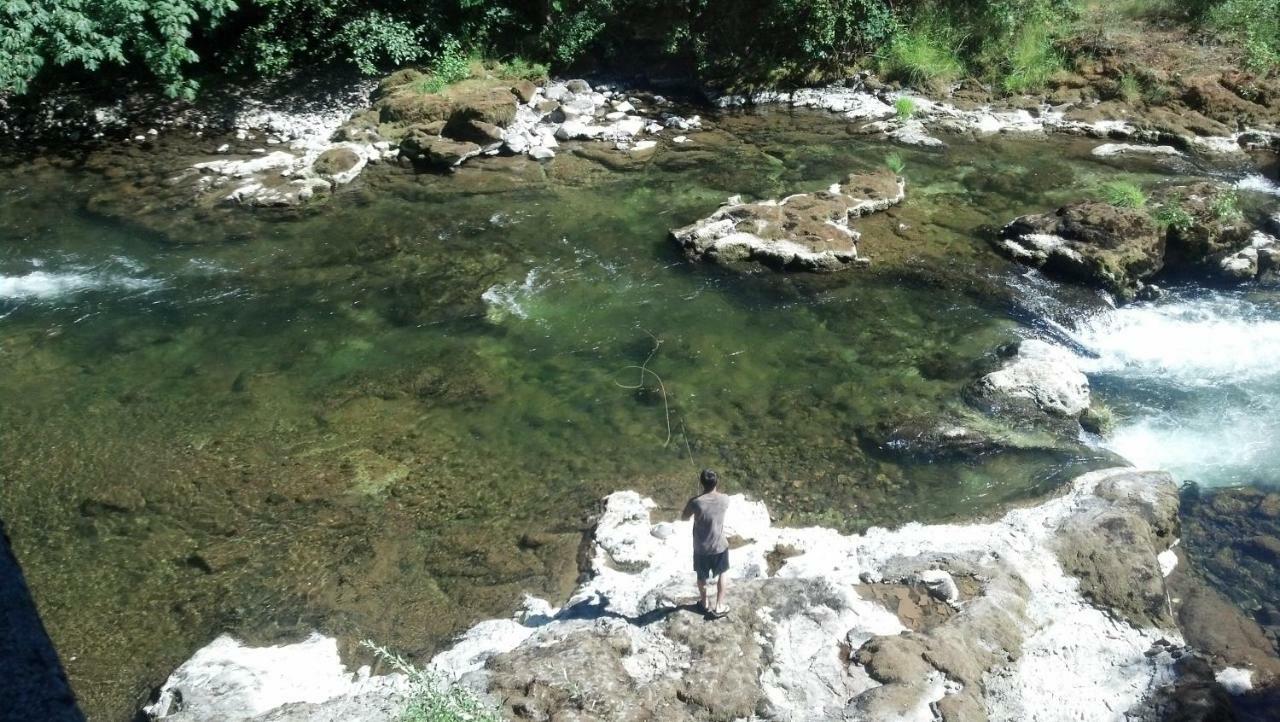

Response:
(1098, 180), (1148, 209)
(880, 18), (965, 89)
(999, 23), (1064, 93)
(1210, 189), (1243, 221)
(894, 96), (918, 121)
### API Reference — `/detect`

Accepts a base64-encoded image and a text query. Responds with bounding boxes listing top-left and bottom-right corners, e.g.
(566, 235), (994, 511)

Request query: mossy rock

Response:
(1156, 182), (1253, 271)
(377, 90), (455, 125)
(373, 68), (426, 101)
(999, 201), (1163, 301)
(312, 148), (361, 177)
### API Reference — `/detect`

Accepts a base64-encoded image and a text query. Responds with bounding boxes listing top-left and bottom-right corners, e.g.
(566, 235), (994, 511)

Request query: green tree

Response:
(1, 0), (237, 98)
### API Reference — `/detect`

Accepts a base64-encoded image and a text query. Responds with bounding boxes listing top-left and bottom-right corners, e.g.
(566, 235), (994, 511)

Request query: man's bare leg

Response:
(715, 574), (727, 613)
(697, 578), (708, 610)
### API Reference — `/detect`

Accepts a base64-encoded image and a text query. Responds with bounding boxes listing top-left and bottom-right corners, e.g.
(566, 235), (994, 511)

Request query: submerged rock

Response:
(997, 201), (1164, 301)
(670, 170), (905, 272)
(146, 468), (1186, 721)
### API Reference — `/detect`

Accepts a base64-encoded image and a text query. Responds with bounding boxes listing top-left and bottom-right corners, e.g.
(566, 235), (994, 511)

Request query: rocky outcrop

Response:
(363, 74), (683, 170)
(670, 170), (905, 272)
(713, 72), (1280, 158)
(147, 468), (1193, 722)
(996, 202), (1164, 301)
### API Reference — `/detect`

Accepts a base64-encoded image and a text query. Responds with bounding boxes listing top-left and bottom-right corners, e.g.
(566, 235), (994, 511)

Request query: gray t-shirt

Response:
(683, 492), (730, 555)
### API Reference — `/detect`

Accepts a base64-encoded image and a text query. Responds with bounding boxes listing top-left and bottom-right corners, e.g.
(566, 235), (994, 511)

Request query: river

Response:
(1, 108), (1276, 719)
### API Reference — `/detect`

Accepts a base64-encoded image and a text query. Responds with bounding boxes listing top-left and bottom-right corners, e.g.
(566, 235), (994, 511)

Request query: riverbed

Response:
(1, 107), (1276, 719)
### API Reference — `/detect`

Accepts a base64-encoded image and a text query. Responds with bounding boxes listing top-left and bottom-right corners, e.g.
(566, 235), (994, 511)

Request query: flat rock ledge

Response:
(670, 170), (905, 272)
(145, 467), (1221, 722)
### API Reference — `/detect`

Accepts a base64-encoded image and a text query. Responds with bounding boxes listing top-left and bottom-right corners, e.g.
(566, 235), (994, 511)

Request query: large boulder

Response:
(670, 170), (905, 272)
(997, 201), (1164, 301)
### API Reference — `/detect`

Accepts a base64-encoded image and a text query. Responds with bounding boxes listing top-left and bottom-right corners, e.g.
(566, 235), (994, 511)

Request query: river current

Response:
(1, 109), (1277, 719)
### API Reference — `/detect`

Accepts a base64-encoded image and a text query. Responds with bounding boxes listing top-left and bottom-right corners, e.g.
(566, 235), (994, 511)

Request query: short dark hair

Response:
(700, 469), (718, 491)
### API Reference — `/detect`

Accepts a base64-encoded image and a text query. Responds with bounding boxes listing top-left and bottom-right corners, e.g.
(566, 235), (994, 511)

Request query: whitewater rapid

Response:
(1071, 288), (1280, 487)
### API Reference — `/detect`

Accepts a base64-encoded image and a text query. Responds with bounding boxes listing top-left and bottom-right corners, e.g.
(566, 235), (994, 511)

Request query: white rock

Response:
(554, 119), (608, 141)
(144, 633), (408, 721)
(612, 100), (635, 113)
(529, 146), (556, 160)
(605, 111), (626, 121)
(1092, 143), (1182, 158)
(673, 135), (689, 144)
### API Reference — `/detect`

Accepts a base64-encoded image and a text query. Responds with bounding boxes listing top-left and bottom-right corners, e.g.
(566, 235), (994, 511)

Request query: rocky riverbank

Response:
(140, 467), (1280, 721)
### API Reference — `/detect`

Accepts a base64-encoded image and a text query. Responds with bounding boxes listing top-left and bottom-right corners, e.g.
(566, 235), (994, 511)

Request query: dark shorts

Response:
(693, 550), (729, 581)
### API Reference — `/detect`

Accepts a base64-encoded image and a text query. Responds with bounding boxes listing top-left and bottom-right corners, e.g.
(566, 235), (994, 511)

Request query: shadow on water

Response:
(0, 518), (85, 722)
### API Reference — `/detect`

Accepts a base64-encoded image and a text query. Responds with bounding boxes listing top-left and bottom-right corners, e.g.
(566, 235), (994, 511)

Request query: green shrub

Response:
(894, 96), (918, 120)
(880, 18), (966, 87)
(998, 21), (1064, 93)
(1154, 203), (1194, 231)
(336, 12), (428, 76)
(413, 38), (472, 94)
(1116, 73), (1142, 103)
(362, 641), (501, 722)
(885, 152), (907, 175)
(1210, 189), (1243, 220)
(0, 0), (236, 98)
(1204, 0), (1280, 71)
(1098, 181), (1148, 209)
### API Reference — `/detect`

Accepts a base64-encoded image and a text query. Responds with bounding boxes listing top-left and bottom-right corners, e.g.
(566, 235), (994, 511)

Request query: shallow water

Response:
(0, 110), (1273, 719)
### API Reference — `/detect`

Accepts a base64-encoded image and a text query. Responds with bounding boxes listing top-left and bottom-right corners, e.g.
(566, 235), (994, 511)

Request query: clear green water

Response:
(0, 112), (1230, 719)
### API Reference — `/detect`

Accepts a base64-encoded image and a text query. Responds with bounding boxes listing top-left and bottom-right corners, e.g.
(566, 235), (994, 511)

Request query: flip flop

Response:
(711, 605), (731, 618)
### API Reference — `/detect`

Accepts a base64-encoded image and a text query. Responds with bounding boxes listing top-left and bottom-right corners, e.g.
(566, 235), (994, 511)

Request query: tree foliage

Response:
(1, 0), (236, 98)
(0, 0), (1274, 98)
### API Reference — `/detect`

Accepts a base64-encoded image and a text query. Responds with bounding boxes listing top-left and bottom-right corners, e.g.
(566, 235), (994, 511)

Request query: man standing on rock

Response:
(682, 469), (730, 617)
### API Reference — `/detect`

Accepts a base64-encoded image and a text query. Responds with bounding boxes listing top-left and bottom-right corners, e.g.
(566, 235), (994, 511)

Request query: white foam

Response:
(1215, 666), (1254, 695)
(1074, 294), (1280, 386)
(0, 269), (161, 301)
(481, 268), (544, 321)
(1236, 173), (1280, 196)
(1071, 291), (1280, 485)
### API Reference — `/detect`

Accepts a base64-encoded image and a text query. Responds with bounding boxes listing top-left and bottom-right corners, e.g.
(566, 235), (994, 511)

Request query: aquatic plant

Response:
(362, 641), (501, 722)
(1210, 189), (1243, 221)
(1154, 203), (1195, 231)
(1098, 180), (1148, 209)
(885, 152), (907, 176)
